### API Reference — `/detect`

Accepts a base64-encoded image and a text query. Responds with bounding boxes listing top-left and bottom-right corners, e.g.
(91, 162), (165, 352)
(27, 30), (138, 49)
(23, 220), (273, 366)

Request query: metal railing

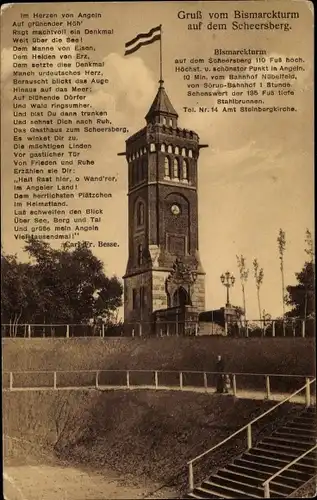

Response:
(1, 317), (314, 338)
(226, 318), (314, 338)
(2, 369), (315, 399)
(263, 443), (317, 497)
(187, 378), (316, 492)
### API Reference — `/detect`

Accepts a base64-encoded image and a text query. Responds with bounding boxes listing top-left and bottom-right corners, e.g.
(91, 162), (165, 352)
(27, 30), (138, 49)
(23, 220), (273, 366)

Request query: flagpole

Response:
(159, 24), (163, 84)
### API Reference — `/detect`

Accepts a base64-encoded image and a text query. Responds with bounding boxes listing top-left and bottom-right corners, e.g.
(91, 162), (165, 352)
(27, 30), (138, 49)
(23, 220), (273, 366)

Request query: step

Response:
(294, 413), (316, 421)
(202, 479), (261, 499)
(253, 445), (317, 464)
(293, 416), (316, 426)
(186, 493), (207, 499)
(194, 485), (231, 499)
(215, 469), (292, 497)
(217, 468), (263, 486)
(267, 480), (299, 496)
(260, 438), (311, 453)
(213, 471), (293, 498)
(235, 456), (313, 481)
(274, 430), (316, 443)
(210, 473), (265, 497)
(226, 463), (305, 487)
(245, 450), (317, 472)
(286, 424), (317, 435)
(187, 490), (214, 500)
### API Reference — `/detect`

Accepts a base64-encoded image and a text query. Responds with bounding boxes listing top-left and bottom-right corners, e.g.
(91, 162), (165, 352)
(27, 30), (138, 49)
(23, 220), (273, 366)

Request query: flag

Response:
(124, 25), (161, 56)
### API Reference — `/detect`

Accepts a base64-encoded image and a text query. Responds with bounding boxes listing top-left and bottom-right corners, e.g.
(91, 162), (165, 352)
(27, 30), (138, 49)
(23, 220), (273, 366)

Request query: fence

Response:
(187, 378), (316, 492)
(227, 318), (315, 338)
(2, 369), (315, 398)
(1, 317), (314, 338)
(1, 323), (123, 338)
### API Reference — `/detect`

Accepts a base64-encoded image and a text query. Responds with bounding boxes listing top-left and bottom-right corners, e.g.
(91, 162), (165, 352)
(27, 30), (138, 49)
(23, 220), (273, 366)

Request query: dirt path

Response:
(4, 464), (178, 500)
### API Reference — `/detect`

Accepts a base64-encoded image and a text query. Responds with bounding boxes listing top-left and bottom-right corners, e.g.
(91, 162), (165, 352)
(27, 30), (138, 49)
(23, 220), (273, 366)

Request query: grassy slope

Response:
(3, 337), (315, 374)
(3, 337), (315, 393)
(3, 390), (301, 493)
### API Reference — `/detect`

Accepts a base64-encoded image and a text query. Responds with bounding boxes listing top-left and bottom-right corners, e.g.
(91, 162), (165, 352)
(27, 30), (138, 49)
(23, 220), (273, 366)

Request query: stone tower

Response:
(121, 81), (207, 335)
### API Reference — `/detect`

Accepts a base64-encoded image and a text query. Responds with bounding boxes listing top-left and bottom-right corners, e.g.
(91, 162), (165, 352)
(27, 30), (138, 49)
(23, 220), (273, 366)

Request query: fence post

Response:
(272, 321), (276, 337)
(126, 371), (130, 389)
(302, 320), (306, 338)
(245, 320), (249, 338)
(247, 424), (252, 449)
(179, 372), (183, 390)
(305, 378), (311, 408)
(203, 372), (208, 391)
(53, 371), (57, 390)
(139, 323), (142, 337)
(102, 324), (105, 338)
(232, 374), (237, 397)
(292, 320), (296, 337)
(264, 482), (270, 498)
(195, 323), (198, 336)
(132, 329), (135, 337)
(28, 324), (31, 338)
(9, 372), (13, 390)
(225, 319), (228, 336)
(155, 371), (158, 389)
(160, 328), (163, 337)
(265, 375), (271, 400)
(95, 371), (99, 389)
(188, 462), (194, 491)
(66, 324), (70, 338)
(166, 323), (169, 336)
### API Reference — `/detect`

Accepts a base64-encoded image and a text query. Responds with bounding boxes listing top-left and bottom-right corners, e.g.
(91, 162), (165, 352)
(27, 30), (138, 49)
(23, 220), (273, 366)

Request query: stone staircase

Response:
(186, 406), (316, 499)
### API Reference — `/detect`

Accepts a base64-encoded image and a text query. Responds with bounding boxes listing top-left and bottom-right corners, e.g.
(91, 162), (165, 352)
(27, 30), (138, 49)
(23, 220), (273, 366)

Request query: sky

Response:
(1, 1), (314, 320)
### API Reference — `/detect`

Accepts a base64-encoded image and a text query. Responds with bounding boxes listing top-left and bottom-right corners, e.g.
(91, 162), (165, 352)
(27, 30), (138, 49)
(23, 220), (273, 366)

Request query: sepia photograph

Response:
(1, 1), (315, 499)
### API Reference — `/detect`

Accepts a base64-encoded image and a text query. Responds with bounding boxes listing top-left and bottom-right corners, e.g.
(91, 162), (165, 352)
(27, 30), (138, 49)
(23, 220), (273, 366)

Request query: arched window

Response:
(138, 243), (143, 265)
(131, 163), (136, 184)
(150, 143), (155, 152)
(175, 146), (180, 155)
(137, 202), (144, 226)
(182, 159), (188, 181)
(135, 163), (139, 184)
(164, 157), (171, 178)
(167, 144), (173, 153)
(141, 159), (146, 181)
(162, 117), (167, 125)
(188, 149), (193, 158)
(161, 144), (166, 152)
(181, 147), (186, 156)
(173, 158), (179, 179)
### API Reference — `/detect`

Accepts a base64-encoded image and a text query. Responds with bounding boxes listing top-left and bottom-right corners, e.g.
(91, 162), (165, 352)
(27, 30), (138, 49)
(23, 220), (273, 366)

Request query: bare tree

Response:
(253, 259), (264, 320)
(236, 255), (249, 319)
(304, 229), (314, 320)
(277, 229), (286, 318)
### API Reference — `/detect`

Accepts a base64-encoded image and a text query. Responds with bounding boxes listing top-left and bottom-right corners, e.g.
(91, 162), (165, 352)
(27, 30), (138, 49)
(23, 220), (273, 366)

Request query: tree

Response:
(1, 239), (123, 328)
(236, 255), (249, 319)
(286, 229), (315, 319)
(277, 229), (287, 318)
(253, 259), (264, 320)
(304, 229), (314, 263)
(286, 262), (314, 319)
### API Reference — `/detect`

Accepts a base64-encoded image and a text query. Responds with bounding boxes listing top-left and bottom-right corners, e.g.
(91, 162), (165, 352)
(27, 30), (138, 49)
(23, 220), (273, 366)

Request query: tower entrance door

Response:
(172, 286), (191, 308)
